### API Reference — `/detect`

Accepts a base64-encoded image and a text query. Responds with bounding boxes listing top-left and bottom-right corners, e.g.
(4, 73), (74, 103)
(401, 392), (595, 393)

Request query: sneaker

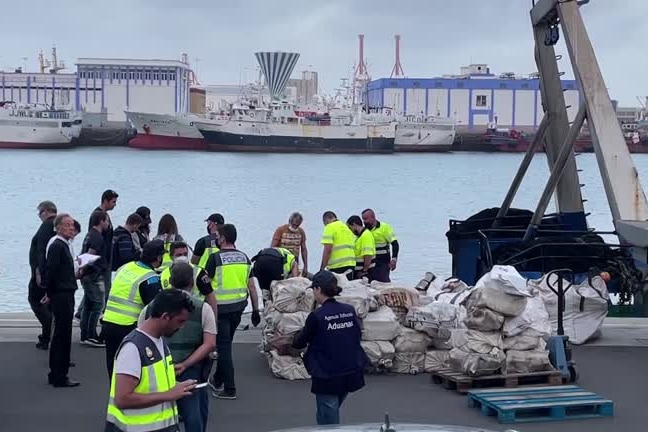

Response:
(208, 377), (223, 393)
(85, 338), (106, 348)
(214, 389), (236, 400)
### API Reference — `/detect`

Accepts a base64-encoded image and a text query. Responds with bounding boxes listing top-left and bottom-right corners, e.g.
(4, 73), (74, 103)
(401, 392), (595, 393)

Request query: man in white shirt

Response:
(138, 262), (216, 432)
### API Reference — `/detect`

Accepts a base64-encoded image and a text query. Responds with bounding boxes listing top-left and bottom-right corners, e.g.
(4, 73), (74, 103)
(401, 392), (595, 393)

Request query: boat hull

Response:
(125, 111), (206, 150)
(129, 134), (205, 150)
(0, 139), (76, 149)
(201, 130), (394, 154)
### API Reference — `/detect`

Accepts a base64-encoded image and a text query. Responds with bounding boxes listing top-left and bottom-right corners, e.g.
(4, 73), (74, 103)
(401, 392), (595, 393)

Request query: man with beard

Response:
(106, 289), (197, 432)
(361, 209), (399, 283)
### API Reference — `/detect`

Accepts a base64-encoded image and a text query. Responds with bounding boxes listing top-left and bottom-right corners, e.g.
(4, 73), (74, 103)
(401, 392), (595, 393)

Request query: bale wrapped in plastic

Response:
(361, 306), (401, 341)
(425, 350), (450, 372)
(405, 301), (466, 338)
(469, 265), (532, 317)
(448, 348), (505, 377)
(361, 340), (395, 372)
(463, 306), (505, 332)
(337, 279), (372, 319)
(450, 329), (503, 355)
(503, 332), (547, 351)
(270, 277), (315, 313)
(392, 326), (433, 353)
(392, 352), (426, 375)
(268, 350), (310, 380)
(375, 287), (421, 324)
(276, 311), (309, 336)
(502, 292), (551, 337)
(504, 350), (554, 374)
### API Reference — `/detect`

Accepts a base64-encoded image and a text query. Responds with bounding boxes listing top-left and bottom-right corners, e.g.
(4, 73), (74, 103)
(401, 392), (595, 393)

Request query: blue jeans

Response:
(316, 393), (348, 425)
(80, 274), (105, 340)
(177, 365), (209, 432)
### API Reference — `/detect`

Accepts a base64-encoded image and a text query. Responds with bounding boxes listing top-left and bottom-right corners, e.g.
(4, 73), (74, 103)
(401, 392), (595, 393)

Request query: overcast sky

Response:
(1, 0), (645, 105)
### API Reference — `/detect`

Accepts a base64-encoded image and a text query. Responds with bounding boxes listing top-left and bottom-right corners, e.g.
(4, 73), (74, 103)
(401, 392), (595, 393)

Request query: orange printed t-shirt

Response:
(272, 224), (305, 261)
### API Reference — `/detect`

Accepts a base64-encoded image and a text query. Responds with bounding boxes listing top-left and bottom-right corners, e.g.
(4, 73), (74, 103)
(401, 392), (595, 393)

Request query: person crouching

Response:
(292, 270), (369, 426)
(139, 262), (216, 432)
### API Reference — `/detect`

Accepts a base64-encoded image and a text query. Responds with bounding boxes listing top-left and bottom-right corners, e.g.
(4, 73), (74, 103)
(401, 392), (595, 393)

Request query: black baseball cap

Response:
(136, 206), (152, 224)
(310, 270), (338, 290)
(205, 213), (225, 224)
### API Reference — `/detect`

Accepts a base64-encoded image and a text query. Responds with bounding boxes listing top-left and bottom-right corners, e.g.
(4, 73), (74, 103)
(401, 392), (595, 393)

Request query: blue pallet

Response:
(467, 385), (614, 424)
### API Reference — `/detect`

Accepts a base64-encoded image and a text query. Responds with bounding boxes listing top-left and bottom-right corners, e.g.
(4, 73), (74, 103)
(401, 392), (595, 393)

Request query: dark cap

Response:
(141, 239), (165, 262)
(136, 206), (152, 224)
(205, 213), (225, 224)
(310, 270), (338, 292)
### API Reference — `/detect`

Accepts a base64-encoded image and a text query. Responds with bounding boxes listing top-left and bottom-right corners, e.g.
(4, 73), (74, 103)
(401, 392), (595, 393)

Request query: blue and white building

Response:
(364, 63), (580, 130)
(0, 57), (193, 121)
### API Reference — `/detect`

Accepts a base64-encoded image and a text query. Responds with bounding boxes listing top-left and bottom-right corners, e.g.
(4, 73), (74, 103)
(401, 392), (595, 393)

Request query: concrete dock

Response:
(1, 312), (647, 432)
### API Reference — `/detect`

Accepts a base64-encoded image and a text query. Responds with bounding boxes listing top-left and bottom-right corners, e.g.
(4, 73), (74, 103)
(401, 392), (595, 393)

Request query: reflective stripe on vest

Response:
(354, 230), (376, 271)
(160, 264), (203, 299)
(103, 262), (157, 326)
(106, 331), (178, 432)
(276, 247), (295, 278)
(371, 222), (396, 256)
(324, 221), (356, 270)
(210, 252), (250, 305)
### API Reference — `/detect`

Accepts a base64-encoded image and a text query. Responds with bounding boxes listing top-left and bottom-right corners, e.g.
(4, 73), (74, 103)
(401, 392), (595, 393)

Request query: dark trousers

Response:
(315, 393), (348, 425)
(28, 275), (52, 343)
(369, 262), (391, 283)
(48, 292), (75, 384)
(254, 257), (283, 291)
(103, 321), (137, 379)
(177, 364), (210, 432)
(329, 266), (354, 280)
(80, 274), (105, 341)
(212, 310), (243, 392)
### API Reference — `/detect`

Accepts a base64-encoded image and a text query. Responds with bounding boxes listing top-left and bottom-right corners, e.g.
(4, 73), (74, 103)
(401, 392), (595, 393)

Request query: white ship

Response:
(0, 101), (82, 149)
(125, 111), (208, 150)
(394, 114), (456, 152)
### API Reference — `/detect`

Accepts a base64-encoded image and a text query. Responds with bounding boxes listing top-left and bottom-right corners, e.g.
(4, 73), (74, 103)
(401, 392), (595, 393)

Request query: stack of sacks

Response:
(391, 326), (432, 374)
(335, 277), (375, 319)
(361, 306), (400, 372)
(502, 289), (553, 374)
(374, 286), (422, 324)
(262, 277), (314, 380)
(448, 329), (505, 377)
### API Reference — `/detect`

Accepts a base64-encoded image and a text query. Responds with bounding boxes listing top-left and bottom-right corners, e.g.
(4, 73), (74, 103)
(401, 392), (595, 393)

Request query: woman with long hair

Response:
(152, 214), (184, 269)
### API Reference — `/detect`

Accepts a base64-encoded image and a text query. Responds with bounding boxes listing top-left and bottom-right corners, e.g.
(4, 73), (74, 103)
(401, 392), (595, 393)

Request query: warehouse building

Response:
(364, 63), (580, 130)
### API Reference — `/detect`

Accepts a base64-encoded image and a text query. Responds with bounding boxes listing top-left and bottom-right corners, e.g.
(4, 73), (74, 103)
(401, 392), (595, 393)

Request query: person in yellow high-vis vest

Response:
(106, 289), (198, 432)
(251, 247), (299, 305)
(191, 213), (224, 269)
(319, 211), (356, 280)
(102, 240), (165, 379)
(361, 208), (400, 283)
(346, 215), (376, 281)
(203, 223), (260, 400)
(160, 241), (218, 319)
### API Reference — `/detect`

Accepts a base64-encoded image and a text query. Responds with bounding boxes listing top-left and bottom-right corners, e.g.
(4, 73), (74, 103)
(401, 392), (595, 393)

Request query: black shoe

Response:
(52, 379), (80, 388)
(214, 389), (236, 400)
(36, 341), (49, 350)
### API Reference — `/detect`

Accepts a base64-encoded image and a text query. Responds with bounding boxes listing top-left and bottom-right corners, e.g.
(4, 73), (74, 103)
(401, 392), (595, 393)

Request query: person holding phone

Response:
(106, 289), (197, 432)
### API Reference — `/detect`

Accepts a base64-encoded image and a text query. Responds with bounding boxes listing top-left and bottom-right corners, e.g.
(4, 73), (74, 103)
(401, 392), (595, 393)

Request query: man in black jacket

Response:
(28, 200), (57, 350)
(112, 213), (143, 271)
(44, 213), (81, 388)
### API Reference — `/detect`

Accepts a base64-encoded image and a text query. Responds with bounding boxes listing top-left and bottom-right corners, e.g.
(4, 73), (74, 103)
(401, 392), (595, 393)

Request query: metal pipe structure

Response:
(390, 35), (405, 78)
(524, 104), (587, 242)
(494, 115), (551, 228)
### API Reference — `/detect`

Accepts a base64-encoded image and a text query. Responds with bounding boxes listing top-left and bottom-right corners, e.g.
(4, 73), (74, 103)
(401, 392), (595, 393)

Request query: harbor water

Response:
(1, 147), (644, 313)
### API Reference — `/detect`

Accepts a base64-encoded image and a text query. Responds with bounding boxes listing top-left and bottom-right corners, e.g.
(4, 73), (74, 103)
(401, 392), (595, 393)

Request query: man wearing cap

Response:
(191, 213), (224, 269)
(101, 239), (165, 379)
(29, 200), (57, 350)
(292, 270), (368, 425)
(135, 206), (152, 248)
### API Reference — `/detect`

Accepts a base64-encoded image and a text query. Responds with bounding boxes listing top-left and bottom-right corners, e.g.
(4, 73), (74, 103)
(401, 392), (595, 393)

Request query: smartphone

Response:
(194, 382), (209, 389)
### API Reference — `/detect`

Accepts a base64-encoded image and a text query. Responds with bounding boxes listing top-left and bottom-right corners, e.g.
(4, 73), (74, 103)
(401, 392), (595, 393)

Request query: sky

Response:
(0, 0), (646, 106)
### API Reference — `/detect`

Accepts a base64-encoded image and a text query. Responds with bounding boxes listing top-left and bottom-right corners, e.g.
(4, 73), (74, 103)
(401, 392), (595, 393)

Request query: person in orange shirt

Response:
(271, 212), (309, 276)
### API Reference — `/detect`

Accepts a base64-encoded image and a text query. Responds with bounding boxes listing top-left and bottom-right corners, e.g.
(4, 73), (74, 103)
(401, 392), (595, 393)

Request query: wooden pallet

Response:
(467, 385), (614, 424)
(430, 368), (562, 394)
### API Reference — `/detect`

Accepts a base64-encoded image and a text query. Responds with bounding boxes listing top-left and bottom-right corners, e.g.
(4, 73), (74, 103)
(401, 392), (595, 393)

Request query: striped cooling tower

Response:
(254, 52), (300, 100)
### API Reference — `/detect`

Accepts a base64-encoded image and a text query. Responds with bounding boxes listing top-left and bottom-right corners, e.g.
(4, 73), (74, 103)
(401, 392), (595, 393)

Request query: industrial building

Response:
(0, 52), (193, 122)
(364, 63), (580, 130)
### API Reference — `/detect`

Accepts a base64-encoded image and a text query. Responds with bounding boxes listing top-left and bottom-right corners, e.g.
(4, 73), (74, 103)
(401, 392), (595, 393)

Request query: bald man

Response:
(361, 209), (399, 283)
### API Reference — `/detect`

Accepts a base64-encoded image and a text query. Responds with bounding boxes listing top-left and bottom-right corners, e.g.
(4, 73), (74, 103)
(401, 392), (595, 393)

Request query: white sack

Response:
(463, 307), (505, 332)
(375, 288), (421, 324)
(425, 350), (450, 372)
(405, 302), (466, 337)
(271, 277), (315, 313)
(392, 352), (426, 374)
(448, 348), (505, 377)
(268, 350), (310, 380)
(451, 329), (503, 355)
(441, 278), (472, 293)
(503, 334), (547, 351)
(474, 265), (532, 297)
(503, 292), (551, 337)
(370, 280), (396, 291)
(533, 275), (609, 344)
(338, 279), (372, 319)
(361, 306), (401, 341)
(392, 326), (433, 353)
(432, 291), (473, 307)
(469, 287), (528, 318)
(504, 350), (553, 374)
(361, 340), (395, 370)
(276, 311), (309, 335)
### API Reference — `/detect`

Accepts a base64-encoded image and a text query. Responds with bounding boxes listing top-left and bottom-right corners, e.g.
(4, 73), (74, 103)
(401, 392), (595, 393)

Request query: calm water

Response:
(2, 147), (646, 312)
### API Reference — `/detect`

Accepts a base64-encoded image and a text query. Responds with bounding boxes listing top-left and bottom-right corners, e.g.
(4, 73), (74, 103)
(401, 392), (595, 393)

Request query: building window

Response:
(112, 72), (119, 80)
(412, 81), (420, 88)
(145, 71), (151, 81)
(169, 72), (176, 81)
(389, 81), (397, 87)
(521, 83), (529, 89)
(476, 95), (488, 107)
(161, 72), (168, 81)
(499, 83), (507, 89)
(434, 82), (443, 88)
(457, 82), (464, 88)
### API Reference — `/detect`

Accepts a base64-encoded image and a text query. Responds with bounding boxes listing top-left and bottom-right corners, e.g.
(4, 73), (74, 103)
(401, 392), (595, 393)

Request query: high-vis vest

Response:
(210, 250), (250, 305)
(103, 262), (158, 326)
(155, 234), (180, 272)
(277, 247), (295, 277)
(321, 220), (356, 270)
(354, 229), (376, 272)
(166, 296), (204, 364)
(160, 264), (203, 299)
(197, 235), (220, 269)
(106, 330), (178, 432)
(370, 221), (397, 262)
